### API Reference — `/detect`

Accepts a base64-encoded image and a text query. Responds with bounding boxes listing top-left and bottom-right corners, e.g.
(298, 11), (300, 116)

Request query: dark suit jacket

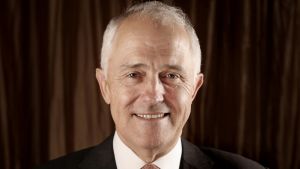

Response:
(36, 135), (266, 169)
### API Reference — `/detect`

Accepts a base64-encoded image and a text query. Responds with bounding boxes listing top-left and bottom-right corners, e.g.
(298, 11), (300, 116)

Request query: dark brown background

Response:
(1, 0), (299, 169)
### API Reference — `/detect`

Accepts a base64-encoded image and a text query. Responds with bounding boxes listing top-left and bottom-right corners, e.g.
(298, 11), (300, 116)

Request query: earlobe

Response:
(191, 73), (204, 100)
(96, 68), (111, 104)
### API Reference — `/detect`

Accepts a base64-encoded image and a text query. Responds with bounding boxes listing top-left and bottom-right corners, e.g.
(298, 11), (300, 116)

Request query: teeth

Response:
(136, 114), (165, 119)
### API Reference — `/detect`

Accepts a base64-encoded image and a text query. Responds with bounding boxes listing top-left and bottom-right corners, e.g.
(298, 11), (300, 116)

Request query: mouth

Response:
(134, 113), (170, 120)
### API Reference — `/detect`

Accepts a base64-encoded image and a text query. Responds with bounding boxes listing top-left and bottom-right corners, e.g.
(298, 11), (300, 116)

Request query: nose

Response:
(143, 75), (165, 103)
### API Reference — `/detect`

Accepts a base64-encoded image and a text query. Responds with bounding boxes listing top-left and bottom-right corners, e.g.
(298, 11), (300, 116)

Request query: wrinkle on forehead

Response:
(118, 40), (188, 60)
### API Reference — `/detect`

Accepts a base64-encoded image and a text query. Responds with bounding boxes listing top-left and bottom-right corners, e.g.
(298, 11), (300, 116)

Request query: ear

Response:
(191, 73), (204, 100)
(96, 68), (111, 104)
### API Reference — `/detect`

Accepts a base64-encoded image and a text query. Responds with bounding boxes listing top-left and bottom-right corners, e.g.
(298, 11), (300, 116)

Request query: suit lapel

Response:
(78, 135), (117, 169)
(180, 139), (214, 169)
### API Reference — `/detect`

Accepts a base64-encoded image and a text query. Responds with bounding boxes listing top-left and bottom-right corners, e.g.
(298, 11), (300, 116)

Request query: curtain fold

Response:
(1, 0), (299, 169)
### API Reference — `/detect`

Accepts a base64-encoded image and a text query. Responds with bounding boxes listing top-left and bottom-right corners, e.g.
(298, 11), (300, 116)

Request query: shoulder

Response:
(200, 147), (266, 169)
(35, 135), (115, 169)
(34, 147), (93, 169)
(181, 139), (266, 169)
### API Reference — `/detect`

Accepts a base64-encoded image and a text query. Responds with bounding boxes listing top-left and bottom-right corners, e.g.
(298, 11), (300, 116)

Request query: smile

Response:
(135, 113), (169, 119)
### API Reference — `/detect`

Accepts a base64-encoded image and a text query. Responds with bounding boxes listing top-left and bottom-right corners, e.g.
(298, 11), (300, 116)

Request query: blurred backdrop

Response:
(0, 0), (299, 169)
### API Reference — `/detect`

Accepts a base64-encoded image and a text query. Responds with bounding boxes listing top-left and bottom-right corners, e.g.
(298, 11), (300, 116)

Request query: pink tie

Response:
(141, 163), (160, 169)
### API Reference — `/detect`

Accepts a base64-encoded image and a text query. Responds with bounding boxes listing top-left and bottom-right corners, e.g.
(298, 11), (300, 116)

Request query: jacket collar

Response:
(180, 139), (214, 169)
(78, 135), (117, 169)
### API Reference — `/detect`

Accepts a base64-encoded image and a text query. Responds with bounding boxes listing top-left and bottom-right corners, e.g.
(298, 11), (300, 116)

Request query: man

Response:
(37, 1), (266, 169)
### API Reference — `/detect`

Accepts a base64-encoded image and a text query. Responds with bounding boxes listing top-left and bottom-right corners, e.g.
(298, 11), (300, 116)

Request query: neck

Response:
(134, 146), (169, 163)
(117, 134), (180, 163)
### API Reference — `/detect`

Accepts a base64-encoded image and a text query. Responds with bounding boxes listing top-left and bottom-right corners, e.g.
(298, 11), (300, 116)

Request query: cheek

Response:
(110, 83), (139, 112)
(165, 86), (193, 115)
(109, 85), (140, 130)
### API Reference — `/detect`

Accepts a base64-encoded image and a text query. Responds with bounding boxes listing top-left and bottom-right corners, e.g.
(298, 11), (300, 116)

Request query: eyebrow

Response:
(120, 63), (149, 70)
(161, 64), (184, 72)
(120, 63), (184, 72)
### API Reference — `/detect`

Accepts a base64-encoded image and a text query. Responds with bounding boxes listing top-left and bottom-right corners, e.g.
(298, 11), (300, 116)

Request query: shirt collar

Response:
(113, 131), (182, 169)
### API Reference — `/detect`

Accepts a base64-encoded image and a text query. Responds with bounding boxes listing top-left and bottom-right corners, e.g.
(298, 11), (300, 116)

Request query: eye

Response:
(160, 72), (182, 85)
(121, 71), (144, 86)
(126, 71), (145, 80)
(127, 72), (139, 78)
(165, 73), (180, 79)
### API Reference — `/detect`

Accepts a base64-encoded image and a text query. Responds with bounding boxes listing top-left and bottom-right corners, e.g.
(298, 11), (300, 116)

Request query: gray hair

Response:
(100, 1), (201, 76)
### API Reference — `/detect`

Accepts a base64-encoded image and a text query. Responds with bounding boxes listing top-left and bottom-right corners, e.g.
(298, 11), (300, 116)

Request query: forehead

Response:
(104, 17), (198, 72)
(119, 16), (190, 46)
(110, 16), (192, 62)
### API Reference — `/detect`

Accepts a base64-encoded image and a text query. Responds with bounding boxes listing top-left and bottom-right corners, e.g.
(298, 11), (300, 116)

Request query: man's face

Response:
(96, 17), (203, 157)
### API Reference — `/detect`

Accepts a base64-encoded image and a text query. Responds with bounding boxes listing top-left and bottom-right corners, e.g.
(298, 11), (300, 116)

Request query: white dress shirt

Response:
(113, 132), (182, 169)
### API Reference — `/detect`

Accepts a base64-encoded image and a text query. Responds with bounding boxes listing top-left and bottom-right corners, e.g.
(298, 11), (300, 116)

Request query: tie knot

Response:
(141, 163), (160, 169)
